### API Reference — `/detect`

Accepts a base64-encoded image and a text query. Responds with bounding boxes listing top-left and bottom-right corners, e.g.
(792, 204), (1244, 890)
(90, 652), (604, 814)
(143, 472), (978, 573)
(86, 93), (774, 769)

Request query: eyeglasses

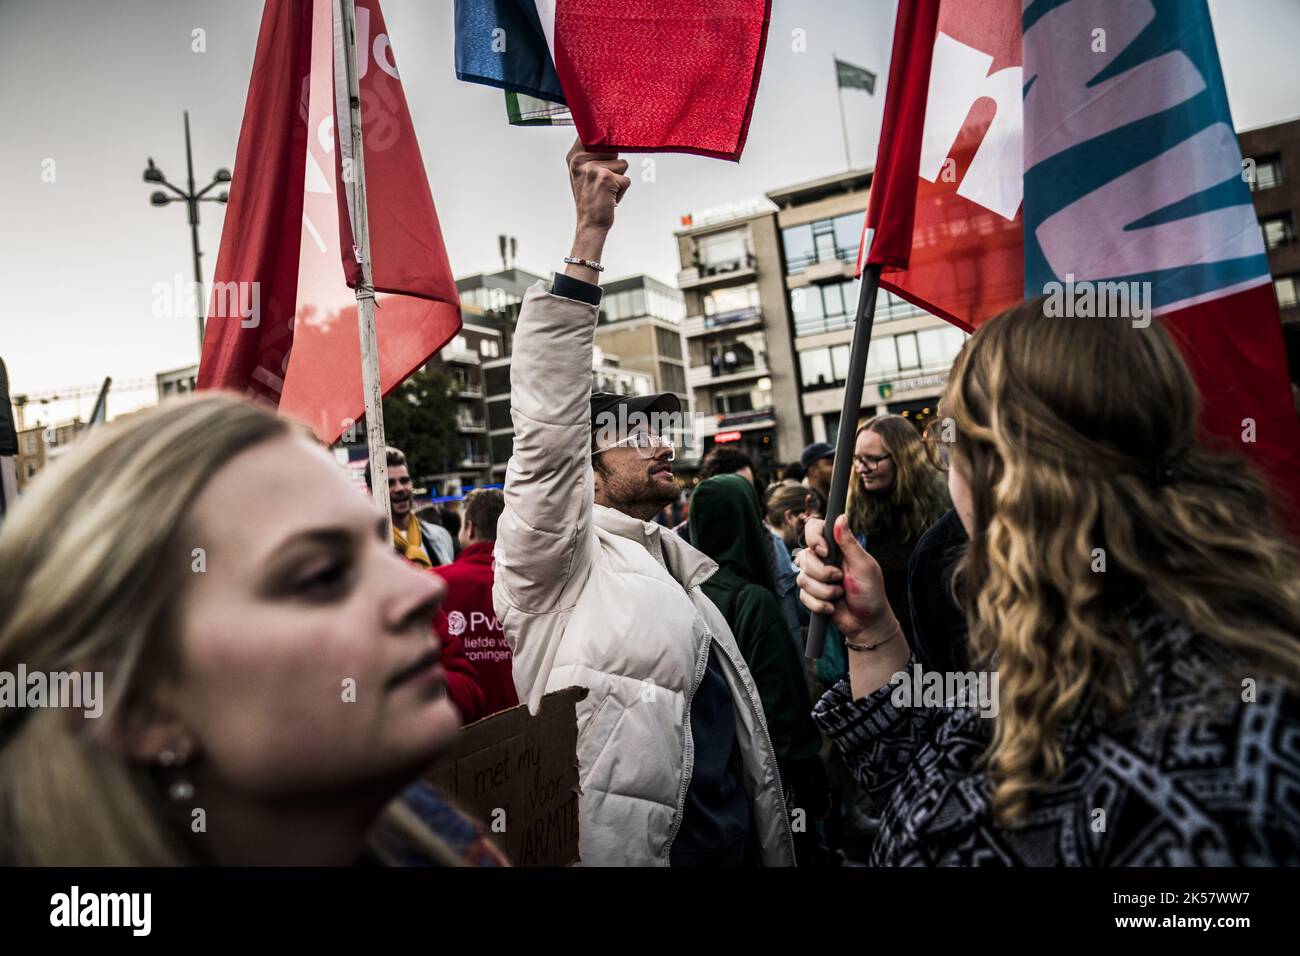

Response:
(592, 432), (676, 461)
(922, 419), (952, 473)
(853, 453), (892, 471)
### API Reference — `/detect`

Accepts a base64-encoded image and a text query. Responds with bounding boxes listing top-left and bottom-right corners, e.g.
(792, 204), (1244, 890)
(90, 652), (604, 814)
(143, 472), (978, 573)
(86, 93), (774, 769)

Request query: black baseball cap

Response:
(590, 391), (681, 434)
(800, 441), (835, 470)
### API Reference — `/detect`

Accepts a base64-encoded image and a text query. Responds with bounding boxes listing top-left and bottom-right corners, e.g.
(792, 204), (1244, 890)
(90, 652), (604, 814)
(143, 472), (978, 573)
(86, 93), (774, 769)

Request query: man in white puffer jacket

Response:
(493, 141), (795, 866)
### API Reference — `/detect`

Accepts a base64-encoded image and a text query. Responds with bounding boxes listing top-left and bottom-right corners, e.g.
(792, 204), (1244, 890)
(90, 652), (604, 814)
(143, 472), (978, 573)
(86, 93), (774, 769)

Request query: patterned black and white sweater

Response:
(812, 612), (1300, 865)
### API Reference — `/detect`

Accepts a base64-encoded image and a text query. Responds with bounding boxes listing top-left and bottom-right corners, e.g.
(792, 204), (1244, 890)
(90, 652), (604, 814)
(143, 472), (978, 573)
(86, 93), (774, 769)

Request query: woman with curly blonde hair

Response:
(797, 297), (1300, 865)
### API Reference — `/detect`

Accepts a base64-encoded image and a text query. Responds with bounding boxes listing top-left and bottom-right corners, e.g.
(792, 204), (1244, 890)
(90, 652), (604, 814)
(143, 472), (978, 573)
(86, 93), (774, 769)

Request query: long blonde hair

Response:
(845, 414), (949, 540)
(0, 395), (459, 865)
(944, 298), (1300, 826)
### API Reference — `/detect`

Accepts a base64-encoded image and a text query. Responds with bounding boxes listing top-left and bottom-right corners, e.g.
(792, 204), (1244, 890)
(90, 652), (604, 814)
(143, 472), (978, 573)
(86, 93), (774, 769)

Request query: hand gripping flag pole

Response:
(337, 0), (390, 534)
(804, 264), (881, 661)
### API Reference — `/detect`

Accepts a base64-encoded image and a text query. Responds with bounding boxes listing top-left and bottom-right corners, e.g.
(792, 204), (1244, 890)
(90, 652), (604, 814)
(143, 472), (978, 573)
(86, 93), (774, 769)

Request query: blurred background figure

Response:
(764, 482), (812, 662)
(690, 473), (828, 865)
(800, 442), (834, 503)
(435, 488), (518, 717)
(0, 395), (503, 866)
(780, 460), (806, 484)
(367, 446), (455, 567)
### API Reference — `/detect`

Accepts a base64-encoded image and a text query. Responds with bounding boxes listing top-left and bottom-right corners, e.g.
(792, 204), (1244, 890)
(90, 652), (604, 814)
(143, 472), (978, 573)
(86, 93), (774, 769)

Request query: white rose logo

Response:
(447, 610), (467, 637)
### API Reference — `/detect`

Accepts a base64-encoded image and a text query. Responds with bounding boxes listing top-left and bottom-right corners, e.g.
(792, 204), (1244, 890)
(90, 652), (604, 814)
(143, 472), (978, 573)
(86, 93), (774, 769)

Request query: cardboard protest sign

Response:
(425, 686), (586, 866)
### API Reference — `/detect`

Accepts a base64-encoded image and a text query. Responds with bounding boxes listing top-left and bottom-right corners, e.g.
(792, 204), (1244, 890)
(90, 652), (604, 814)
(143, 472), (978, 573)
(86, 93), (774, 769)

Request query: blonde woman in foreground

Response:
(797, 297), (1300, 865)
(0, 395), (504, 866)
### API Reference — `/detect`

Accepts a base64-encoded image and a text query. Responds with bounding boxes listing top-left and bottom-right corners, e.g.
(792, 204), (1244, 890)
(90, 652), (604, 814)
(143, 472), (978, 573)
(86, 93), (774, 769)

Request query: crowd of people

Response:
(2, 141), (1300, 866)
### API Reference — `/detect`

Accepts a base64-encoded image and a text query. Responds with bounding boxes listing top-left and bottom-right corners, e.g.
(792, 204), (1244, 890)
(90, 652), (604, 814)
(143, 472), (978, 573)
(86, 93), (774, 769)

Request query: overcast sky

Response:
(2, 0), (1298, 424)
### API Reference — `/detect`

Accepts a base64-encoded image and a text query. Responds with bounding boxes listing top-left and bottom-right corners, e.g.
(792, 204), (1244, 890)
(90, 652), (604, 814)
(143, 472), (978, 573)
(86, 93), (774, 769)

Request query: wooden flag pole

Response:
(339, 0), (391, 535)
(805, 263), (882, 661)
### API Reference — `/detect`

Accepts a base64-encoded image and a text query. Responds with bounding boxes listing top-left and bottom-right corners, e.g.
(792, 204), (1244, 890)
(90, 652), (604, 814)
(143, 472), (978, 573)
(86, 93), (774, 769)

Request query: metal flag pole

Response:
(339, 0), (391, 534)
(805, 263), (882, 661)
(834, 54), (852, 170)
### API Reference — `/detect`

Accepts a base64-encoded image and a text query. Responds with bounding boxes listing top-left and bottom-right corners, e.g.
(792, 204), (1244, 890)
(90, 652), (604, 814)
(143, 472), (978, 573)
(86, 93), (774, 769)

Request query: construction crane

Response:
(10, 377), (157, 431)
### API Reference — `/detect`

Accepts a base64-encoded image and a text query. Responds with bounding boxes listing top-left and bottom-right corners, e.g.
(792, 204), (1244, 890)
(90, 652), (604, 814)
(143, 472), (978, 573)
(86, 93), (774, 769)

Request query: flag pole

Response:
(834, 55), (852, 170)
(339, 0), (391, 535)
(805, 263), (882, 661)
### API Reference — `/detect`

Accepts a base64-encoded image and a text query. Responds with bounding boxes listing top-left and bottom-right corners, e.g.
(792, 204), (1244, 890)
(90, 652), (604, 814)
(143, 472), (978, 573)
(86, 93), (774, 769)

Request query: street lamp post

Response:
(143, 110), (231, 357)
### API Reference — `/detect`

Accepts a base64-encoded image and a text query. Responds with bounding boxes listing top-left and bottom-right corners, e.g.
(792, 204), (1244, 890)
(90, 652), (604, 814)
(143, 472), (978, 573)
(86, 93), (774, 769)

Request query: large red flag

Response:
(859, 0), (1300, 529)
(858, 0), (1022, 330)
(198, 0), (461, 445)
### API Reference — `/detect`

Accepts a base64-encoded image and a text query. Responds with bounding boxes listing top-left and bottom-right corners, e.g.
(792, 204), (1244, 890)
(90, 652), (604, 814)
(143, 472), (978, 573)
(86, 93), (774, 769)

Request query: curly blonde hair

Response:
(845, 414), (949, 541)
(944, 298), (1300, 826)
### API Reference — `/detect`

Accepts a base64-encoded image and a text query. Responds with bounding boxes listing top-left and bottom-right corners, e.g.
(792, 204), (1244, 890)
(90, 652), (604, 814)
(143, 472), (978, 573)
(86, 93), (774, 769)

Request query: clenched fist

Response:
(567, 138), (630, 235)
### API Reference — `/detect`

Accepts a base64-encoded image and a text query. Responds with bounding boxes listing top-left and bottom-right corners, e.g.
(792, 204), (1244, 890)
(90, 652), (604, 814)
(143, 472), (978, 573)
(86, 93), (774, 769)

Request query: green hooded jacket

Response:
(689, 474), (824, 780)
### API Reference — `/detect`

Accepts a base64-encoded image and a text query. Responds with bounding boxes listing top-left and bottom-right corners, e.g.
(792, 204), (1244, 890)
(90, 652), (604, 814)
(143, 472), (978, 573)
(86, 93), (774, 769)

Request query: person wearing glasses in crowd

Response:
(843, 416), (950, 652)
(492, 139), (794, 866)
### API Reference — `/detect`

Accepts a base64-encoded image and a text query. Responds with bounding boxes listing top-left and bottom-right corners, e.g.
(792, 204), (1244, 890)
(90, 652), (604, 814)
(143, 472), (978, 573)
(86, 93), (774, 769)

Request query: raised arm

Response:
(493, 143), (630, 618)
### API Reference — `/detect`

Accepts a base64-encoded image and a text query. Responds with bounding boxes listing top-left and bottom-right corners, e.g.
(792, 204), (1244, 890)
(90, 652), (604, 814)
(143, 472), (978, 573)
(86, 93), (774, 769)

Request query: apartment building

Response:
(768, 169), (967, 445)
(674, 198), (803, 475)
(1240, 116), (1300, 379)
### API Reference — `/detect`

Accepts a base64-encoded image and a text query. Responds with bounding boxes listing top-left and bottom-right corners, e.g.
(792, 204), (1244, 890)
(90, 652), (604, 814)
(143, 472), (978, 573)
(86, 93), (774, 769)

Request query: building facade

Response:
(768, 169), (968, 446)
(674, 198), (803, 476)
(1239, 116), (1300, 382)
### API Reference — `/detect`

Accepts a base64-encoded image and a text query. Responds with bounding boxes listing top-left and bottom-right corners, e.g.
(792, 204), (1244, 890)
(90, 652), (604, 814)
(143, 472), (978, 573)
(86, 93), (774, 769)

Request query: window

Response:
(695, 230), (751, 272)
(715, 389), (755, 414)
(487, 401), (512, 431)
(655, 326), (684, 360)
(478, 338), (500, 358)
(483, 363), (511, 395)
(703, 284), (761, 323)
(782, 211), (865, 274)
(659, 362), (687, 394)
(451, 335), (468, 353)
(1262, 214), (1295, 250)
(602, 288), (648, 322)
(830, 343), (851, 382)
(1247, 154), (1283, 192)
(706, 331), (765, 375)
(895, 332), (920, 370)
(782, 224), (816, 272)
(799, 348), (835, 388)
(866, 335), (898, 376)
(22, 433), (37, 456)
(792, 279), (860, 335)
(1276, 275), (1298, 309)
(490, 433), (513, 464)
(832, 213), (862, 259)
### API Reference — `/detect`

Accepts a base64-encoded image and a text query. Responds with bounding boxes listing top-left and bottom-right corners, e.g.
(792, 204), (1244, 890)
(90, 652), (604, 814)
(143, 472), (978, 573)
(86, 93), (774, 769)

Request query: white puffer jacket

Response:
(494, 283), (795, 867)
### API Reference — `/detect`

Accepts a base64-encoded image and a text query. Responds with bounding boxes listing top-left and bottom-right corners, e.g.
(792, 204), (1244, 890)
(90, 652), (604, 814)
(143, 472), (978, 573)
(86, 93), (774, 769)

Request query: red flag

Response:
(198, 0), (461, 445)
(858, 0), (1023, 330)
(551, 0), (772, 160)
(857, 0), (939, 274)
(858, 0), (1300, 531)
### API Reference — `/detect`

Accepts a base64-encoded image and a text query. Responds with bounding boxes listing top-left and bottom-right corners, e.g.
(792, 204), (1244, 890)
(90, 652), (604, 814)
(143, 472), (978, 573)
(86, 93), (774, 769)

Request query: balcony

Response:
(450, 379), (483, 398)
(677, 252), (757, 290)
(696, 405), (777, 439)
(452, 454), (491, 470)
(681, 306), (764, 338)
(455, 416), (487, 433)
(686, 359), (769, 389)
(445, 346), (480, 366)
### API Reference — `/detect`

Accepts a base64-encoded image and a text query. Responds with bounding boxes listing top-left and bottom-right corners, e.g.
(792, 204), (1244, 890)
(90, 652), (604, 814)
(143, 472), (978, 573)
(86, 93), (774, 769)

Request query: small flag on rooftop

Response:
(835, 57), (877, 94)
